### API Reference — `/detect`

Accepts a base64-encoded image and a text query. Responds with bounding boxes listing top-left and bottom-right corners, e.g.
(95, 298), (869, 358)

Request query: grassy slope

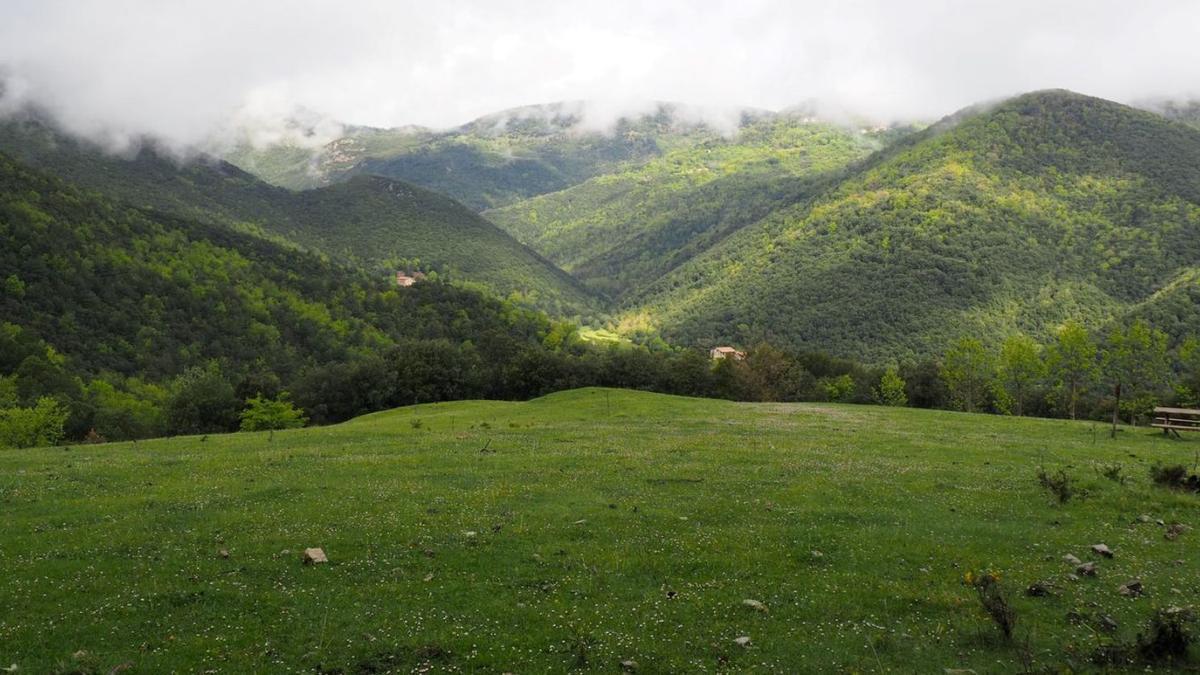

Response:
(626, 91), (1200, 360)
(3, 388), (1197, 672)
(484, 118), (882, 298)
(0, 118), (597, 315)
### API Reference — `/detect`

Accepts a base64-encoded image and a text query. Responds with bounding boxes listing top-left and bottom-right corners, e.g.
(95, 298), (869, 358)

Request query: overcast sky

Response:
(1, 0), (1198, 148)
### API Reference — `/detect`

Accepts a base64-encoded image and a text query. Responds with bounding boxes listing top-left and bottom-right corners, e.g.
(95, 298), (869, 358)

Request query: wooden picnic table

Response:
(1152, 407), (1200, 437)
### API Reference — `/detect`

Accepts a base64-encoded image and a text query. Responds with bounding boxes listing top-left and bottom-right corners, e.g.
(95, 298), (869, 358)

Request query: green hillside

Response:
(626, 91), (1200, 360)
(224, 102), (759, 210)
(3, 388), (1197, 672)
(485, 116), (884, 297)
(0, 149), (610, 439)
(0, 117), (597, 315)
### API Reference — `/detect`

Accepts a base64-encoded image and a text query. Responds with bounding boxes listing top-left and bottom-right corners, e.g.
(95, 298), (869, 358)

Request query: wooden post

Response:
(1110, 382), (1121, 439)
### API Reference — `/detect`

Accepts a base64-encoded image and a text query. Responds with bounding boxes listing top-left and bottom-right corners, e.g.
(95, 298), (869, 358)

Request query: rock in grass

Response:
(1091, 543), (1113, 558)
(1026, 581), (1051, 597)
(302, 547), (328, 565)
(734, 636), (751, 648)
(218, 549), (230, 559)
(1138, 514), (1151, 523)
(1117, 580), (1143, 597)
(1077, 562), (1097, 577)
(742, 599), (768, 613)
(620, 659), (638, 671)
(1063, 553), (1082, 566)
(1165, 523), (1187, 541)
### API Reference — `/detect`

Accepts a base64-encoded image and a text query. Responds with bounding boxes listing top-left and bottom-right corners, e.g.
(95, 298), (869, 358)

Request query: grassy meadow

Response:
(1, 388), (1198, 672)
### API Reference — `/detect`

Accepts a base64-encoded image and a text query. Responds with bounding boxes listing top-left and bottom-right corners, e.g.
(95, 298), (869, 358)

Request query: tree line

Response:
(4, 309), (1197, 448)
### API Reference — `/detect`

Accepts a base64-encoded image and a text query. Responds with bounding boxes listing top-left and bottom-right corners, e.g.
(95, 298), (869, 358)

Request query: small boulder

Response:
(620, 659), (638, 672)
(1091, 544), (1113, 558)
(1063, 553), (1082, 566)
(742, 599), (768, 613)
(1137, 514), (1152, 523)
(1077, 562), (1097, 577)
(218, 549), (230, 559)
(1098, 615), (1119, 632)
(1118, 580), (1143, 597)
(734, 636), (751, 648)
(1026, 581), (1051, 597)
(302, 547), (328, 565)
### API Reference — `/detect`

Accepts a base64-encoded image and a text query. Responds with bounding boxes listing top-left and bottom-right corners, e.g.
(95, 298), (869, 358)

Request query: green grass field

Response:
(2, 388), (1198, 673)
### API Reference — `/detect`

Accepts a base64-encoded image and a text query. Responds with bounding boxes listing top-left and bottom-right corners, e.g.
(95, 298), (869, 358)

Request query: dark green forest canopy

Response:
(0, 150), (559, 382)
(0, 117), (597, 315)
(624, 91), (1200, 361)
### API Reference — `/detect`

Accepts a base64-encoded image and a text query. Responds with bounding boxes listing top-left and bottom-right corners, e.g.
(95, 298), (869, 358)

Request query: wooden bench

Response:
(1152, 407), (1200, 438)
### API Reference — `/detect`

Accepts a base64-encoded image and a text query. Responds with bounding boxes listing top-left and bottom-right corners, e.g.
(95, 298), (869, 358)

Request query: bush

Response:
(873, 366), (908, 406)
(1037, 467), (1073, 503)
(1150, 464), (1200, 492)
(0, 396), (69, 448)
(165, 363), (239, 435)
(239, 393), (308, 432)
(965, 570), (1016, 640)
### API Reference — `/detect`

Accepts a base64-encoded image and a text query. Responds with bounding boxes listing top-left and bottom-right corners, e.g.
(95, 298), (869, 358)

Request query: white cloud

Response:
(2, 0), (1199, 149)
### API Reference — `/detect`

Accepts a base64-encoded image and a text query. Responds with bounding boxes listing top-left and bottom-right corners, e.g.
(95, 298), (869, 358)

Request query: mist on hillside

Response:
(2, 0), (1200, 154)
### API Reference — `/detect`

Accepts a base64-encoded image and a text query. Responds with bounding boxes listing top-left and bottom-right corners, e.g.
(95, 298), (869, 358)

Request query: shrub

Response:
(1150, 464), (1200, 492)
(873, 366), (908, 406)
(1037, 467), (1073, 503)
(0, 396), (69, 448)
(239, 393), (307, 432)
(166, 363), (239, 435)
(965, 570), (1017, 640)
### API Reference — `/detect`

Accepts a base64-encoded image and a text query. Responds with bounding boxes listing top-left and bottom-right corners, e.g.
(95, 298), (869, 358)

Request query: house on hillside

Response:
(709, 346), (745, 361)
(395, 270), (427, 287)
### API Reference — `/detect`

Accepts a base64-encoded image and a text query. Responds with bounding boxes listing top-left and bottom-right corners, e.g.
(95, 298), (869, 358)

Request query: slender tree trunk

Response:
(1069, 380), (1077, 420)
(1111, 382), (1121, 439)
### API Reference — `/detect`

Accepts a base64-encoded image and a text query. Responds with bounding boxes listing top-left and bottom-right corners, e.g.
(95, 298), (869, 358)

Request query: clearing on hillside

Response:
(1, 388), (1197, 672)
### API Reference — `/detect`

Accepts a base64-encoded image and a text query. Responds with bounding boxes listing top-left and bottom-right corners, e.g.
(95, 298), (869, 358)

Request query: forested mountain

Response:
(484, 116), (888, 297)
(623, 91), (1200, 361)
(0, 149), (584, 434)
(0, 116), (597, 315)
(6, 147), (866, 444)
(223, 102), (768, 210)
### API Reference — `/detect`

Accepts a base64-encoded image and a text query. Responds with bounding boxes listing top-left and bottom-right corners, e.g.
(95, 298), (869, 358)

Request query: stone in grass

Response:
(620, 659), (639, 672)
(1077, 562), (1097, 577)
(1118, 580), (1143, 597)
(1063, 553), (1082, 566)
(1026, 581), (1052, 597)
(303, 547), (328, 565)
(734, 636), (752, 648)
(1165, 523), (1187, 541)
(1091, 543), (1114, 558)
(742, 599), (768, 613)
(218, 549), (230, 559)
